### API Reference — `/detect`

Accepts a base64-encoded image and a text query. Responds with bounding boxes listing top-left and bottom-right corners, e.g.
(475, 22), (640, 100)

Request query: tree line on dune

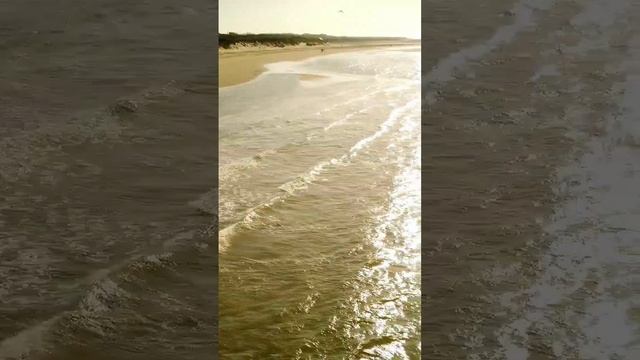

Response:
(218, 33), (409, 49)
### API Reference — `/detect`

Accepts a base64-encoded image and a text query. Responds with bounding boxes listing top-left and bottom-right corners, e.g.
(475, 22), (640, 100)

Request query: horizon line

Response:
(218, 32), (420, 39)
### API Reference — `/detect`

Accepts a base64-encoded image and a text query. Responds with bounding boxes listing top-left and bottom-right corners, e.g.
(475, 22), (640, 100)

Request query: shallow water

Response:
(219, 48), (421, 358)
(422, 0), (640, 358)
(0, 1), (217, 359)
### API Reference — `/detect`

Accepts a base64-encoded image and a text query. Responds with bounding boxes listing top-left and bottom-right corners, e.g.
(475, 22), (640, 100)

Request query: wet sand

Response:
(218, 41), (418, 87)
(298, 73), (327, 81)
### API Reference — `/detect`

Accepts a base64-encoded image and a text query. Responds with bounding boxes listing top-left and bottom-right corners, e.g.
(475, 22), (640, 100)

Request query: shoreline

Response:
(218, 41), (419, 88)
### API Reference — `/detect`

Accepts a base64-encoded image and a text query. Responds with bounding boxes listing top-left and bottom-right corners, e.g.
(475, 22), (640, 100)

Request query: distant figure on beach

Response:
(321, 48), (324, 53)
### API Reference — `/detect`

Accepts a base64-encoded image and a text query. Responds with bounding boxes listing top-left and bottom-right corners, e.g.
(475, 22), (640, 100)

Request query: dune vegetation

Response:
(218, 32), (410, 49)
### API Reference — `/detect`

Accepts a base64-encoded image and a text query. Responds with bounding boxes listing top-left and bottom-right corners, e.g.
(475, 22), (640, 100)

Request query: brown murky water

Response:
(0, 1), (217, 359)
(424, 0), (640, 358)
(219, 48), (421, 358)
(3, 0), (640, 359)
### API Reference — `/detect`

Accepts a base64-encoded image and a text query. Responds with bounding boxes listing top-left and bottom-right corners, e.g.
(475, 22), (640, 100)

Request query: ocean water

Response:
(0, 1), (216, 359)
(422, 0), (640, 358)
(219, 47), (421, 358)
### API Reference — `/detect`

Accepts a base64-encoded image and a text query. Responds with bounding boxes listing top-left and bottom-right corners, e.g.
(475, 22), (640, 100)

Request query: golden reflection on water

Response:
(348, 109), (421, 359)
(220, 49), (421, 359)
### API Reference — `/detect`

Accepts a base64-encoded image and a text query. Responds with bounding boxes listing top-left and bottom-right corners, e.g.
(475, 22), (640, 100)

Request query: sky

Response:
(219, 0), (421, 39)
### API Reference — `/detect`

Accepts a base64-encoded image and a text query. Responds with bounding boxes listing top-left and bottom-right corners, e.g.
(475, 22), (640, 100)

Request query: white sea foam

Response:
(422, 0), (556, 103)
(219, 97), (418, 253)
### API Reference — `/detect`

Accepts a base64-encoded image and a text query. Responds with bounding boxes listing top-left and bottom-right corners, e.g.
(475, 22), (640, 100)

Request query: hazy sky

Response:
(219, 0), (420, 39)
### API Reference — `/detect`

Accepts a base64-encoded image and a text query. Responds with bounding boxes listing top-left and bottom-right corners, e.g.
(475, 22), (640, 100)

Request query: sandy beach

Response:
(218, 40), (419, 87)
